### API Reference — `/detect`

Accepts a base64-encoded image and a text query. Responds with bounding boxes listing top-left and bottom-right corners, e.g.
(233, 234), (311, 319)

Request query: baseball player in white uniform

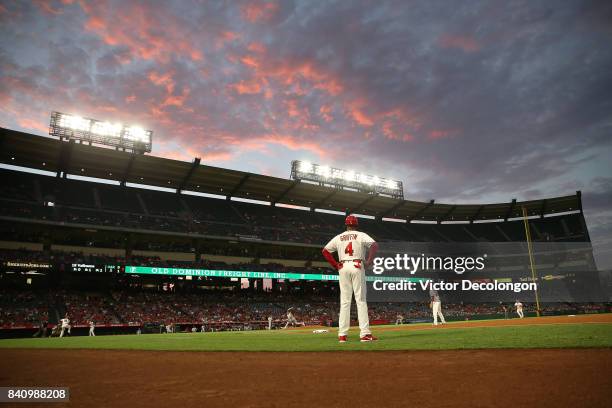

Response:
(268, 316), (273, 330)
(88, 321), (96, 336)
(322, 214), (379, 342)
(430, 288), (446, 325)
(283, 308), (305, 328)
(59, 315), (71, 338)
(514, 300), (524, 318)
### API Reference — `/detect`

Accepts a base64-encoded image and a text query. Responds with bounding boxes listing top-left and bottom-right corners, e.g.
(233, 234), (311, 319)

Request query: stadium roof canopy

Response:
(0, 128), (583, 223)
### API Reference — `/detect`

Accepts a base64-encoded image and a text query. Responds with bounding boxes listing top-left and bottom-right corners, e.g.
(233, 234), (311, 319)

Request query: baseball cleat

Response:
(359, 334), (378, 342)
(338, 335), (348, 343)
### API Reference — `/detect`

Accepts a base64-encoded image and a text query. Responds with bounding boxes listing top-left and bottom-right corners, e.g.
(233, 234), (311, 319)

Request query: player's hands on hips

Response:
(336, 262), (343, 271)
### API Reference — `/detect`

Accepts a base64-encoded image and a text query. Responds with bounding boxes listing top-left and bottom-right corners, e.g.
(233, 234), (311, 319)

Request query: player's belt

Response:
(341, 259), (363, 262)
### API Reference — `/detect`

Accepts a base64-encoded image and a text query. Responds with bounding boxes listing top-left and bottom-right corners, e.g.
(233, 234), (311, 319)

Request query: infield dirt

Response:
(2, 348), (611, 408)
(0, 315), (612, 408)
(1, 314), (611, 408)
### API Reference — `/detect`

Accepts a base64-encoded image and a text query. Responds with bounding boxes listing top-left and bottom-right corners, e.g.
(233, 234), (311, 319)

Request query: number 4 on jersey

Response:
(344, 242), (354, 257)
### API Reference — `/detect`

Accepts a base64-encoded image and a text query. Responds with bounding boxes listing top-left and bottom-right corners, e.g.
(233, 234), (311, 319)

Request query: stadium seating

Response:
(0, 169), (589, 247)
(1, 284), (608, 331)
(0, 290), (49, 329)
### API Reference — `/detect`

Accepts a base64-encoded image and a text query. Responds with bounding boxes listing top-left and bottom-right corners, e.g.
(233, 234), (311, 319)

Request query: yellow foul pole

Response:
(522, 206), (541, 317)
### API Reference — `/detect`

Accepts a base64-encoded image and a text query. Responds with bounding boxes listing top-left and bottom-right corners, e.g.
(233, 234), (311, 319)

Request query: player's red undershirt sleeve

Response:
(322, 248), (340, 270)
(366, 242), (379, 266)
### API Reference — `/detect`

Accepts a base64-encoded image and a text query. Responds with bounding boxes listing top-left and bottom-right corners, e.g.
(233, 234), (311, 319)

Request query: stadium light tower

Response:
(290, 160), (404, 199)
(49, 111), (153, 154)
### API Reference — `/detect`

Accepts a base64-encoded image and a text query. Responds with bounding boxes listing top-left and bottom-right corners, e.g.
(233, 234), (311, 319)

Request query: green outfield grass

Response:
(1, 319), (611, 352)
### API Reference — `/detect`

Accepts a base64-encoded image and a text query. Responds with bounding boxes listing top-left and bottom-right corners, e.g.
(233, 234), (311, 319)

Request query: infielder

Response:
(59, 315), (71, 338)
(267, 316), (273, 330)
(88, 320), (95, 336)
(514, 300), (524, 318)
(322, 214), (379, 342)
(395, 314), (404, 325)
(282, 308), (305, 329)
(430, 287), (446, 325)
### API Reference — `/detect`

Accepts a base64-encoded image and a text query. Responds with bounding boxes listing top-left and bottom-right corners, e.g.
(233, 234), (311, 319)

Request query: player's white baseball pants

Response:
(432, 301), (446, 325)
(517, 309), (524, 318)
(338, 262), (371, 337)
(283, 316), (298, 328)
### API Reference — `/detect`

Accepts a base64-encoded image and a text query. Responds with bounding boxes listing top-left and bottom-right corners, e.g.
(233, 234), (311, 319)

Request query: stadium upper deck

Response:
(1, 127), (583, 222)
(0, 127), (592, 248)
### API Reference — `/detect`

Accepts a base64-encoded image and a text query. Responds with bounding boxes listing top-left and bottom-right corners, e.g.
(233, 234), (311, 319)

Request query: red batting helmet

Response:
(345, 214), (359, 227)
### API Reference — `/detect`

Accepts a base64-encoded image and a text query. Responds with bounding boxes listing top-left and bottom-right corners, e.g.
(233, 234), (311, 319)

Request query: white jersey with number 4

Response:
(324, 231), (375, 262)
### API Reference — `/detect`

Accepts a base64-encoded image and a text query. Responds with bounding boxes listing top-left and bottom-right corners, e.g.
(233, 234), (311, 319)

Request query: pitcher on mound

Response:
(322, 214), (379, 343)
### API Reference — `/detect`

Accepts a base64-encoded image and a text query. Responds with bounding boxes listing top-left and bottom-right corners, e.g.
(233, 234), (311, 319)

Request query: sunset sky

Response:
(0, 0), (611, 267)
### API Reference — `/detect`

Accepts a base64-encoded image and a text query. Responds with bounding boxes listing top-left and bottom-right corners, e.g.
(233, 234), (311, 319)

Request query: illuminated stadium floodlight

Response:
(49, 111), (153, 153)
(290, 160), (404, 199)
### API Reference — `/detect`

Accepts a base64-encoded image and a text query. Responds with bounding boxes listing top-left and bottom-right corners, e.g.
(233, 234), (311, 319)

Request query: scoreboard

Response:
(69, 263), (122, 273)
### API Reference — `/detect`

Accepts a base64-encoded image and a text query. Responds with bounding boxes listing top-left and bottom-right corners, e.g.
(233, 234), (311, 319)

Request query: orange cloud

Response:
(319, 105), (333, 122)
(259, 134), (329, 158)
(98, 105), (118, 113)
(287, 63), (343, 96)
(203, 151), (234, 162)
(281, 100), (319, 132)
(382, 108), (423, 131)
(220, 132), (329, 159)
(215, 31), (241, 49)
(147, 70), (190, 112)
(240, 1), (279, 22)
(382, 122), (414, 142)
(248, 59), (344, 97)
(17, 117), (48, 134)
(293, 64), (344, 96)
(286, 100), (300, 117)
(159, 146), (233, 163)
(148, 71), (175, 94)
(33, 0), (63, 15)
(240, 55), (260, 69)
(227, 78), (266, 95)
(438, 34), (480, 52)
(345, 101), (424, 136)
(351, 109), (374, 127)
(346, 99), (374, 127)
(80, 2), (204, 63)
(222, 31), (240, 41)
(233, 40), (345, 98)
(264, 134), (328, 157)
(247, 42), (266, 53)
(162, 87), (190, 107)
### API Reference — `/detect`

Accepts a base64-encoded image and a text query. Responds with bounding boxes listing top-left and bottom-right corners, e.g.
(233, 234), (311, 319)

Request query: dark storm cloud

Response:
(0, 0), (611, 266)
